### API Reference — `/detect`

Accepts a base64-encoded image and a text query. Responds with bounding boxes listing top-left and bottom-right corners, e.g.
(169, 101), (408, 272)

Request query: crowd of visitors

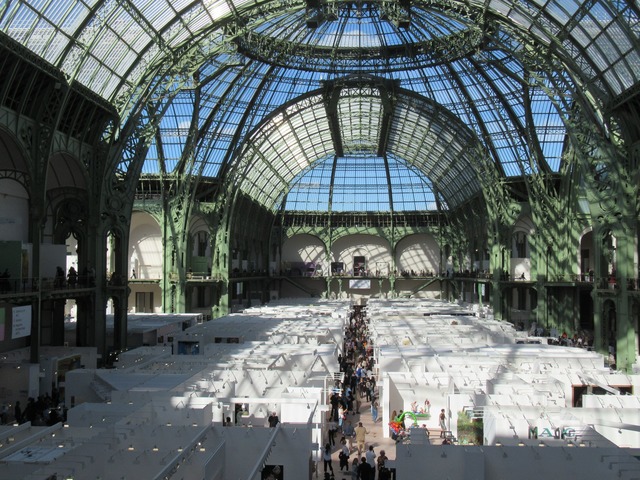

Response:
(525, 321), (595, 349)
(322, 305), (391, 480)
(3, 388), (66, 427)
(53, 265), (95, 288)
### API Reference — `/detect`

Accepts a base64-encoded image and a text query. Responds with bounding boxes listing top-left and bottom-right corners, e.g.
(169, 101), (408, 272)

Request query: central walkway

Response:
(325, 385), (446, 479)
(320, 305), (445, 479)
(327, 392), (396, 479)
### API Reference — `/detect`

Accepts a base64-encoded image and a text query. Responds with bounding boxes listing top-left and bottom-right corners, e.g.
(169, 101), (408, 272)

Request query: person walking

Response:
(330, 392), (340, 421)
(377, 449), (389, 480)
(322, 443), (334, 475)
(350, 457), (359, 479)
(371, 399), (378, 423)
(365, 377), (373, 402)
(357, 456), (374, 480)
(342, 420), (355, 452)
(328, 420), (338, 446)
(267, 411), (279, 427)
(365, 445), (376, 469)
(439, 408), (447, 438)
(354, 421), (369, 457)
(14, 401), (22, 424)
(339, 438), (350, 471)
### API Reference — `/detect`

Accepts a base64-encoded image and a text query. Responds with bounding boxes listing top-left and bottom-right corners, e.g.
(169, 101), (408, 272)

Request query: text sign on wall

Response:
(349, 279), (371, 289)
(529, 426), (577, 439)
(12, 305), (32, 339)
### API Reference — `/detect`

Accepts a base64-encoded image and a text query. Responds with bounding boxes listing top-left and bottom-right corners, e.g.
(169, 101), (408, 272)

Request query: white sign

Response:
(12, 305), (32, 339)
(349, 279), (371, 289)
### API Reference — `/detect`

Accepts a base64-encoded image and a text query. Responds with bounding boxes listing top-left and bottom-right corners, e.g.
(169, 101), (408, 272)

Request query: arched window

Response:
(513, 232), (528, 258)
(196, 231), (208, 257)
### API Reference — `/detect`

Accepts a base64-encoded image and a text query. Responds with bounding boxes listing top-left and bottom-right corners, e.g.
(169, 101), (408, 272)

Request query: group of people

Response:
(527, 322), (594, 349)
(54, 265), (95, 288)
(328, 442), (390, 480)
(555, 330), (592, 348)
(322, 306), (391, 480)
(6, 388), (65, 427)
(398, 269), (437, 277)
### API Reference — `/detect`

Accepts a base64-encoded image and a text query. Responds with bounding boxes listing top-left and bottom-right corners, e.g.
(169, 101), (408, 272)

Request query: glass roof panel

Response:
(328, 155), (390, 212)
(388, 159), (441, 211)
(604, 21), (632, 53)
(602, 69), (623, 96)
(2, 0), (639, 214)
(543, 1), (572, 24)
(338, 90), (383, 153)
(24, 16), (56, 53)
(284, 160), (333, 211)
(286, 154), (437, 212)
(3, 3), (42, 45)
(2, 0), (638, 106)
(41, 29), (69, 60)
(141, 144), (159, 174)
(529, 82), (566, 172)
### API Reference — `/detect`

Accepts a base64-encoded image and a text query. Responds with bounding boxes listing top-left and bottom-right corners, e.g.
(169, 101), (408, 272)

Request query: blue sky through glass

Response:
(284, 153), (439, 212)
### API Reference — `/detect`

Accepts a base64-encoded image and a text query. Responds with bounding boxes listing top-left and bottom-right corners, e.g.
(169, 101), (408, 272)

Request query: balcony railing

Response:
(3, 273), (638, 295)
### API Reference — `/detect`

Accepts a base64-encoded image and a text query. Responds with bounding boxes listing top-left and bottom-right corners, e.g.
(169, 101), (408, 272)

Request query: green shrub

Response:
(456, 411), (483, 445)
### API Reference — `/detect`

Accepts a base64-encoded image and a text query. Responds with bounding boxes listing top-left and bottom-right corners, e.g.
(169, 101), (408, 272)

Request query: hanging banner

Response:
(12, 305), (32, 339)
(349, 279), (371, 289)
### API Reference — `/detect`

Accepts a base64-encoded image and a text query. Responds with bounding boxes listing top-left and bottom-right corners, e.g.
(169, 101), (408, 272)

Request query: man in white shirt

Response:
(365, 445), (376, 469)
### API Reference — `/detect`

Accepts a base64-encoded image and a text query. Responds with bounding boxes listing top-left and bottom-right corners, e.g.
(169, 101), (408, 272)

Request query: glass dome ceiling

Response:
(236, 2), (484, 71)
(1, 0), (638, 213)
(233, 82), (482, 211)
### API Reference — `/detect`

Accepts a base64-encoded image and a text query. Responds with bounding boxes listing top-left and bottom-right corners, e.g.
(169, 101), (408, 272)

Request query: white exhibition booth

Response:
(2, 298), (640, 479)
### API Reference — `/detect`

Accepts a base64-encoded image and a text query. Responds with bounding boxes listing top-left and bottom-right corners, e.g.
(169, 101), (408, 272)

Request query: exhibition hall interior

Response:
(0, 0), (640, 479)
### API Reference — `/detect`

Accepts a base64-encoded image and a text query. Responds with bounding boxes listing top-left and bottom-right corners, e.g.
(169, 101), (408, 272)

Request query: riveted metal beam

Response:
(323, 81), (344, 158)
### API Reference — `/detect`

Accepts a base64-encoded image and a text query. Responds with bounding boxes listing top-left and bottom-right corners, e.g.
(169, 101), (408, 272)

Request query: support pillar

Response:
(613, 225), (636, 372)
(491, 282), (503, 321)
(592, 292), (606, 354)
(29, 217), (43, 364)
(218, 281), (230, 316)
